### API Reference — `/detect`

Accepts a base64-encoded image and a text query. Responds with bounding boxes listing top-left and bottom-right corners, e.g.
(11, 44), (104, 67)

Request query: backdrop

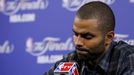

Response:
(0, 0), (134, 75)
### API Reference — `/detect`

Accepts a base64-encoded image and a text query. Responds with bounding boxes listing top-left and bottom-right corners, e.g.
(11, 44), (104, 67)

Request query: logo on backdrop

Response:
(114, 34), (134, 45)
(0, 40), (14, 54)
(0, 0), (4, 12)
(0, 0), (48, 23)
(62, 0), (86, 11)
(26, 37), (74, 64)
(62, 0), (115, 11)
(130, 0), (134, 3)
(25, 34), (133, 64)
(85, 0), (115, 5)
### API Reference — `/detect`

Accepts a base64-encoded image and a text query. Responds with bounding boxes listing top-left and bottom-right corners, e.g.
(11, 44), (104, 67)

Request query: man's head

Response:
(76, 1), (115, 33)
(73, 1), (115, 62)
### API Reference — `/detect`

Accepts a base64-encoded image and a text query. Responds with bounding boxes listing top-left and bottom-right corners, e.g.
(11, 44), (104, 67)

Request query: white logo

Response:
(0, 40), (14, 54)
(85, 0), (115, 5)
(114, 34), (129, 42)
(0, 0), (4, 11)
(130, 0), (134, 3)
(1, 0), (48, 16)
(26, 37), (74, 56)
(37, 55), (63, 64)
(114, 34), (134, 45)
(62, 0), (86, 11)
(62, 0), (115, 11)
(0, 0), (49, 23)
(9, 13), (35, 23)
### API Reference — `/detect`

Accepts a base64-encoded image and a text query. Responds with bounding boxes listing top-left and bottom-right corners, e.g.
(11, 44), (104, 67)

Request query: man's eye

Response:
(82, 35), (93, 39)
(85, 36), (92, 39)
(74, 32), (78, 36)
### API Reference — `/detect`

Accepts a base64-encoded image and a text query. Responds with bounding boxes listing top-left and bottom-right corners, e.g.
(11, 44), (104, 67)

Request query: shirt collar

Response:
(98, 41), (115, 73)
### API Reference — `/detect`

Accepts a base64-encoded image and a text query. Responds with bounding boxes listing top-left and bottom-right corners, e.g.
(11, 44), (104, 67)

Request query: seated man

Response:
(44, 1), (134, 75)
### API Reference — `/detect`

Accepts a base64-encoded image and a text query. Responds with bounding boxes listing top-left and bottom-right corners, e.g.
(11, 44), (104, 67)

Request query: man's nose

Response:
(75, 35), (83, 47)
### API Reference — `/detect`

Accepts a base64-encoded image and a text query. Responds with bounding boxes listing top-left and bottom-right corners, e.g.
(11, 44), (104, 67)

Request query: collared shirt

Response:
(44, 41), (134, 75)
(98, 41), (116, 74)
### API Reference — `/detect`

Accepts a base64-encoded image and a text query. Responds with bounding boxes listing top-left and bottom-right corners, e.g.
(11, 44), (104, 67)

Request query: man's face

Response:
(73, 17), (107, 61)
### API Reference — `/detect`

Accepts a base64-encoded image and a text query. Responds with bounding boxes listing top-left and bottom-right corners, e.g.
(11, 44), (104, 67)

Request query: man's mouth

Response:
(75, 47), (90, 60)
(76, 47), (89, 55)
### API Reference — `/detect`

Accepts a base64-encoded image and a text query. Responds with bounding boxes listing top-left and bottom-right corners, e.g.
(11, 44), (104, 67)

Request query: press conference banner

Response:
(0, 0), (134, 75)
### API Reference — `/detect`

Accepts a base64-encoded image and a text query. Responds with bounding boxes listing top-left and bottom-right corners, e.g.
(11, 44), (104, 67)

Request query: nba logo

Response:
(54, 62), (79, 75)
(0, 0), (4, 11)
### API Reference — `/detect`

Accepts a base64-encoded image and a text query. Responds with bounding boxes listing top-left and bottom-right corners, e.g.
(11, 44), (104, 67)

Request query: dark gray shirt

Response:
(44, 41), (134, 75)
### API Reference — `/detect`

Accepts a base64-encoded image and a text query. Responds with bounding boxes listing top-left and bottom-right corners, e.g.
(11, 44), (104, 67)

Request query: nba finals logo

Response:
(0, 0), (49, 23)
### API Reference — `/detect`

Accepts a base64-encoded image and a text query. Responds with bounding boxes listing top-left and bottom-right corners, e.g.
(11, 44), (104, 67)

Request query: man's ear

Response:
(105, 31), (115, 46)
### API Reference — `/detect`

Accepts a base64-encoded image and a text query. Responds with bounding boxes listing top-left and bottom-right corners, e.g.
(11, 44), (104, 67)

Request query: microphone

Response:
(54, 62), (79, 75)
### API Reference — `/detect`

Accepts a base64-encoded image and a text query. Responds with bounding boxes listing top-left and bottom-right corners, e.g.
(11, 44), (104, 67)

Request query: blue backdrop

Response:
(0, 0), (134, 75)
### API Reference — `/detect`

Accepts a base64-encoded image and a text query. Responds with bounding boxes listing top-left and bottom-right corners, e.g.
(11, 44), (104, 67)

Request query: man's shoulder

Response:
(114, 41), (134, 53)
(108, 41), (134, 74)
(110, 41), (134, 61)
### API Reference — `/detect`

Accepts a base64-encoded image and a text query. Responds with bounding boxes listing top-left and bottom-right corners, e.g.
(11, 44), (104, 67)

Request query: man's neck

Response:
(88, 44), (110, 65)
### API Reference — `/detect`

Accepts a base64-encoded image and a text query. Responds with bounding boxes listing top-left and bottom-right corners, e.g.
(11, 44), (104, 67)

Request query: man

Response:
(44, 1), (134, 75)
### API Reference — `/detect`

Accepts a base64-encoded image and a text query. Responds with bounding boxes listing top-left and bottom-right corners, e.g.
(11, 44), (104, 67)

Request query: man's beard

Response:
(76, 42), (105, 62)
(76, 49), (103, 62)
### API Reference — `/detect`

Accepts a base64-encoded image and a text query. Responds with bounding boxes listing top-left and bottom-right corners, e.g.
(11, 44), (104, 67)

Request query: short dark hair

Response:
(76, 1), (115, 34)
